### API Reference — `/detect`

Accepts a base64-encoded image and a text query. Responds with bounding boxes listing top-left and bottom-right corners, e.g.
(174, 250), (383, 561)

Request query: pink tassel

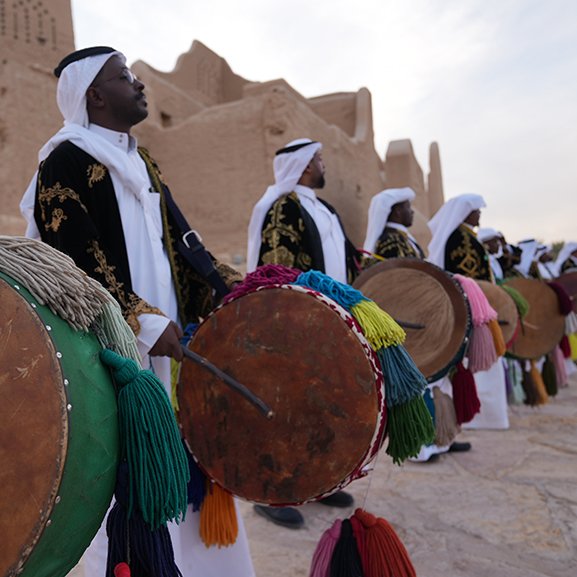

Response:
(453, 275), (498, 326)
(223, 264), (301, 303)
(309, 519), (342, 577)
(552, 345), (569, 388)
(467, 324), (498, 373)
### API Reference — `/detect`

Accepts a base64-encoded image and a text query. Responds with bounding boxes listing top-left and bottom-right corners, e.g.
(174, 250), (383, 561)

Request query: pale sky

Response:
(70, 0), (577, 245)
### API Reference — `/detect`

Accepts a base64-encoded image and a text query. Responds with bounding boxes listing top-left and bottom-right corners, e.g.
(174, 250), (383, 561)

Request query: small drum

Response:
(555, 272), (577, 314)
(476, 280), (519, 345)
(0, 272), (118, 577)
(504, 277), (565, 359)
(178, 284), (386, 506)
(352, 259), (471, 382)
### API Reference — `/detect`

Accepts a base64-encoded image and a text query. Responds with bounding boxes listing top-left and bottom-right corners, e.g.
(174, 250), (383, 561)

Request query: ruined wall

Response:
(0, 0), (74, 234)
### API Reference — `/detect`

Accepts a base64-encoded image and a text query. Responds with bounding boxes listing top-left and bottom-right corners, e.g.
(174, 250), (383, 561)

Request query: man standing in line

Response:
(246, 138), (358, 528)
(363, 187), (425, 260)
(20, 46), (254, 577)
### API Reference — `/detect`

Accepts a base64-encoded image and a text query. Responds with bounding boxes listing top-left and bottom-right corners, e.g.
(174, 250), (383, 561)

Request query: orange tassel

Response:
(199, 481), (238, 547)
(529, 360), (549, 405)
(488, 318), (507, 357)
(351, 509), (416, 577)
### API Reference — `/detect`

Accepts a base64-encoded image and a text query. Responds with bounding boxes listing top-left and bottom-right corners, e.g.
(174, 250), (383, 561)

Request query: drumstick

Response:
(395, 319), (426, 330)
(181, 346), (274, 419)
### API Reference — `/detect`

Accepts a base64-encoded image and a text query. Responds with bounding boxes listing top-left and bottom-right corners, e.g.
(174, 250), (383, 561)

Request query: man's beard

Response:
(314, 174), (326, 189)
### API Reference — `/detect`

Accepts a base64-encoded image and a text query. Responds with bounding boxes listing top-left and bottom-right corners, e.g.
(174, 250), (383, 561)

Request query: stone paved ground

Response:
(240, 374), (577, 577)
(70, 374), (577, 576)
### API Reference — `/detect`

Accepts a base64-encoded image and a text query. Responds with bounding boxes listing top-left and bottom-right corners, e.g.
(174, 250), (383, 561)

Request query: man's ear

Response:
(86, 86), (105, 109)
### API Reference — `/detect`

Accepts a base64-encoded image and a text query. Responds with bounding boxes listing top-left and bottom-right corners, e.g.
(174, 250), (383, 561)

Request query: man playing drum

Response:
(20, 46), (254, 577)
(363, 187), (471, 460)
(428, 194), (510, 430)
(246, 138), (358, 528)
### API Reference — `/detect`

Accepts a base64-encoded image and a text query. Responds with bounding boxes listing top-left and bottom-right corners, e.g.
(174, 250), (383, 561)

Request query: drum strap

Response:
(139, 148), (230, 299)
(163, 186), (230, 299)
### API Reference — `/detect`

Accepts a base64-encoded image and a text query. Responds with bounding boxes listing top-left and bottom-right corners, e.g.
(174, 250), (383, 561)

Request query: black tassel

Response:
(329, 519), (364, 577)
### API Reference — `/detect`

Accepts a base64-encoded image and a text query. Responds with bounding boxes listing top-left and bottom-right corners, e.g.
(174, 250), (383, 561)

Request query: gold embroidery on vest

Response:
(45, 208), (67, 232)
(87, 163), (107, 188)
(38, 182), (88, 222)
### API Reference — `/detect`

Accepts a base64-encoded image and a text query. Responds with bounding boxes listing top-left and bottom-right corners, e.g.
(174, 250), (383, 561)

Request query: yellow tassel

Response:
(170, 358), (181, 412)
(351, 300), (406, 350)
(569, 333), (577, 361)
(488, 319), (507, 357)
(529, 360), (549, 405)
(199, 481), (238, 548)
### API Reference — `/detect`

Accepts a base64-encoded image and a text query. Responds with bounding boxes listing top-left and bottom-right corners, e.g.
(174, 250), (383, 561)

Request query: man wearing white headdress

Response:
(427, 194), (492, 281)
(20, 46), (253, 577)
(555, 241), (577, 275)
(477, 228), (504, 281)
(246, 138), (360, 284)
(428, 194), (509, 430)
(363, 187), (425, 259)
(515, 240), (556, 279)
(246, 138), (358, 528)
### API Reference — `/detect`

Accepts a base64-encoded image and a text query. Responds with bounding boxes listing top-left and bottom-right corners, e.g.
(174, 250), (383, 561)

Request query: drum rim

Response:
(353, 258), (472, 381)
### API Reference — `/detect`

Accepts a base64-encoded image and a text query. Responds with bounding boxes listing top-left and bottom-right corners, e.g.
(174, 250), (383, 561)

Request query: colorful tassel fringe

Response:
(541, 355), (558, 397)
(199, 481), (239, 548)
(100, 349), (189, 529)
(451, 363), (481, 424)
(310, 509), (416, 577)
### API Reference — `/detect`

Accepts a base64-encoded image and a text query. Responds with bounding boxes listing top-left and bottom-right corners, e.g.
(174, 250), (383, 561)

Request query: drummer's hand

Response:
(149, 321), (184, 361)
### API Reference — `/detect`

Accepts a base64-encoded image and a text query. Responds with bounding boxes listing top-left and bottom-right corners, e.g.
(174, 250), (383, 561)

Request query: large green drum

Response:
(0, 271), (119, 577)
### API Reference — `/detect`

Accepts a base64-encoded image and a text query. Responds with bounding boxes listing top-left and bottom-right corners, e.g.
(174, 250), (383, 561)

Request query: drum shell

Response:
(178, 286), (385, 506)
(0, 273), (118, 577)
(476, 280), (519, 345)
(353, 259), (471, 382)
(504, 277), (565, 360)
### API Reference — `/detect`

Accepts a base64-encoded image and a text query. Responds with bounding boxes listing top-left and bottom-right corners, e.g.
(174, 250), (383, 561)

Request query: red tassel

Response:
(560, 335), (571, 359)
(351, 509), (416, 577)
(547, 282), (573, 315)
(451, 363), (481, 425)
(114, 563), (131, 577)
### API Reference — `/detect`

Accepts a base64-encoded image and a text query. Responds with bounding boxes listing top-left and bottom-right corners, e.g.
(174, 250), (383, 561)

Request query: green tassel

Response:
(100, 349), (190, 529)
(541, 355), (558, 397)
(501, 284), (530, 318)
(385, 397), (435, 465)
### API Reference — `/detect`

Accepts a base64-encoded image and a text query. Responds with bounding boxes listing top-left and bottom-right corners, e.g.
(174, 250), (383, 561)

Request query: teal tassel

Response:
(100, 349), (190, 529)
(294, 270), (365, 309)
(386, 398), (436, 465)
(377, 346), (428, 408)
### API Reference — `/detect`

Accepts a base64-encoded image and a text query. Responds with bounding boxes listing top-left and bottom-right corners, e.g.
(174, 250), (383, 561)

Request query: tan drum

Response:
(504, 278), (565, 359)
(476, 280), (519, 345)
(353, 259), (471, 381)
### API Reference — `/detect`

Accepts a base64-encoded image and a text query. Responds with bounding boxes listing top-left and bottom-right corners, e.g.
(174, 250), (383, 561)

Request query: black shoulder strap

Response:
(139, 149), (230, 299)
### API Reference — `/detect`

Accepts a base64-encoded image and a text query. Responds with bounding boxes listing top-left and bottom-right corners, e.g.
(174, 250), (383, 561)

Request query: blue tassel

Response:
(184, 442), (206, 512)
(423, 388), (435, 426)
(376, 346), (428, 408)
(106, 463), (183, 577)
(294, 270), (366, 310)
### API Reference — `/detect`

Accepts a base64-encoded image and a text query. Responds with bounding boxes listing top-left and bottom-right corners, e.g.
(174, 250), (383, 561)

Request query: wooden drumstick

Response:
(395, 319), (426, 330)
(181, 346), (274, 419)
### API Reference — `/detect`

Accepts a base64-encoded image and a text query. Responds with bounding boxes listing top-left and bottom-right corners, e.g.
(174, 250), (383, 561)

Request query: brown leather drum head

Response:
(477, 280), (519, 344)
(555, 272), (577, 313)
(0, 279), (67, 576)
(178, 287), (380, 505)
(505, 278), (565, 359)
(353, 259), (470, 381)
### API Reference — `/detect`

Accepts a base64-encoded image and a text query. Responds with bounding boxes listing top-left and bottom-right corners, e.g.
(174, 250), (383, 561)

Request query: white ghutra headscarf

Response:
(363, 187), (416, 253)
(427, 193), (486, 268)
